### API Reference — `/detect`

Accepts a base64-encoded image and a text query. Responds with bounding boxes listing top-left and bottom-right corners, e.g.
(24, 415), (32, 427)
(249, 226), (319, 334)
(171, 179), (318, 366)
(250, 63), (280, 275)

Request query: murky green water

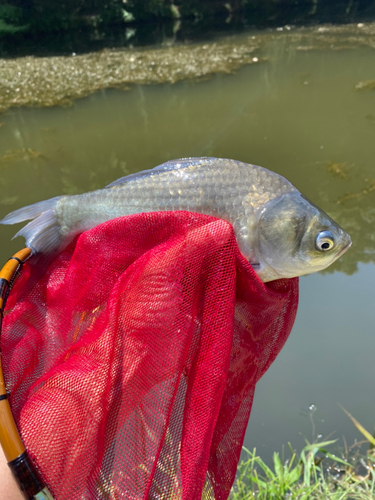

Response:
(0, 26), (375, 462)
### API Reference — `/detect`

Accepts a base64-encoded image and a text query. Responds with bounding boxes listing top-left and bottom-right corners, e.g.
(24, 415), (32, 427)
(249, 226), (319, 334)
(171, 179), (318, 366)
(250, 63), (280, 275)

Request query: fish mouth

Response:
(336, 240), (352, 259)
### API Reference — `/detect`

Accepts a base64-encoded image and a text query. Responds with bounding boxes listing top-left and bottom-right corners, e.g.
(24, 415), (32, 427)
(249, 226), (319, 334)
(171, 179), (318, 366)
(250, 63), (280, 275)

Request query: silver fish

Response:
(0, 157), (351, 282)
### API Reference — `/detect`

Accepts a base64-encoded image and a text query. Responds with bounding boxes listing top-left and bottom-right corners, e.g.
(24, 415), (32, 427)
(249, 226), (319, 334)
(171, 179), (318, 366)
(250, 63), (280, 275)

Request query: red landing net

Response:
(2, 211), (298, 500)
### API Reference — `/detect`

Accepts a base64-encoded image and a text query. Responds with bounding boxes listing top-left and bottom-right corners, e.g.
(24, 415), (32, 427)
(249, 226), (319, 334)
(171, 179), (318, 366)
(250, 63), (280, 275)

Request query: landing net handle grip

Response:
(0, 248), (54, 500)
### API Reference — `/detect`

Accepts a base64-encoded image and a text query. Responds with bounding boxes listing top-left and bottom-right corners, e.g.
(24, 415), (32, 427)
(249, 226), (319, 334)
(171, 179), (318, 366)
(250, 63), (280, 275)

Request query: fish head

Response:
(253, 193), (351, 282)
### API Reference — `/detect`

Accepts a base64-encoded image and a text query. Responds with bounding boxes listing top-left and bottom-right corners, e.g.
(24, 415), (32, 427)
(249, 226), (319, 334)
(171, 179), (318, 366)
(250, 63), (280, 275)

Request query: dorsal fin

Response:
(105, 157), (215, 188)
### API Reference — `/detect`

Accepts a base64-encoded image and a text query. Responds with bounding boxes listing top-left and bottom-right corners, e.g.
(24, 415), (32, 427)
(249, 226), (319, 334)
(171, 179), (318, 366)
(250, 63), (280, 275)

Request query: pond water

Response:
(0, 25), (375, 463)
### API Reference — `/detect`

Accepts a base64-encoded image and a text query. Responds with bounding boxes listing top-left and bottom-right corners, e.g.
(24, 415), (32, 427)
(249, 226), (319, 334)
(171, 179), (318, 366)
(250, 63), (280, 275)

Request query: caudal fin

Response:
(0, 196), (64, 254)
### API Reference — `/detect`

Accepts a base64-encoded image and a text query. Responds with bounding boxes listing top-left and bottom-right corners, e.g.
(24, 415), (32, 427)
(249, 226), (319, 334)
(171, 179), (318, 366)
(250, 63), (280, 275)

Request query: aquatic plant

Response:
(232, 442), (375, 499)
(232, 410), (375, 499)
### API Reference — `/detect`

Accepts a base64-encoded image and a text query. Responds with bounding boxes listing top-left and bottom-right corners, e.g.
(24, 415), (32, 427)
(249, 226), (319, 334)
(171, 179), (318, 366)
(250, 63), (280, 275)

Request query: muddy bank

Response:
(1, 22), (375, 114)
(0, 38), (263, 114)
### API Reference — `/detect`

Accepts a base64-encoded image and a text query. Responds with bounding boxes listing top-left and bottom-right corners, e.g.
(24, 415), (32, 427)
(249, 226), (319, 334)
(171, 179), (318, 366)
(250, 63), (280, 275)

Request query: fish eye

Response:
(315, 231), (335, 251)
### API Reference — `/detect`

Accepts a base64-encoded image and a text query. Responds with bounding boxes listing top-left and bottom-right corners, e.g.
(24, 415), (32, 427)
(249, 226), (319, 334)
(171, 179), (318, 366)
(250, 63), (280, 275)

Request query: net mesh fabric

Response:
(2, 211), (298, 500)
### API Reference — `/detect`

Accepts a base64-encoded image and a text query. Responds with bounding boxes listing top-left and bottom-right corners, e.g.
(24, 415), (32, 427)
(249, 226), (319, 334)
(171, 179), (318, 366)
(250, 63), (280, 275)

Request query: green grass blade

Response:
(340, 405), (375, 446)
(324, 451), (351, 467)
(286, 463), (302, 486)
(303, 440), (337, 451)
(273, 452), (284, 481)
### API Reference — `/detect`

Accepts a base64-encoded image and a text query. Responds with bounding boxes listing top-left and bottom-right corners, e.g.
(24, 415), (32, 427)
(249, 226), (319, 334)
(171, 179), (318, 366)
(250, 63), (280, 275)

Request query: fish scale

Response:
(0, 157), (351, 282)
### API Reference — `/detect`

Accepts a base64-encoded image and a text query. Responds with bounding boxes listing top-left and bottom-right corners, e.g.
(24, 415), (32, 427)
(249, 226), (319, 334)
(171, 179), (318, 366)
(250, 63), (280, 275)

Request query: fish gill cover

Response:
(2, 211), (298, 499)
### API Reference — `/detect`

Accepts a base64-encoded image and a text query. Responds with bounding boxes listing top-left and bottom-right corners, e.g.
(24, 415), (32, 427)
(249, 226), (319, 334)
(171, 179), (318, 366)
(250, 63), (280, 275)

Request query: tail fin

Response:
(0, 196), (64, 254)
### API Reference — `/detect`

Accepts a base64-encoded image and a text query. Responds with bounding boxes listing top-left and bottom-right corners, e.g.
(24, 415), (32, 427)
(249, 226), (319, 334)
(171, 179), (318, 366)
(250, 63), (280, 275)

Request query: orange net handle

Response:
(0, 248), (31, 461)
(0, 248), (54, 499)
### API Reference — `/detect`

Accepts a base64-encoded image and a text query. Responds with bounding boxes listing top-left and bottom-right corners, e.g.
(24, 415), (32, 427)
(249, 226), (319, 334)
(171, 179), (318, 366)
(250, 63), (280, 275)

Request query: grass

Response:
(231, 412), (375, 500)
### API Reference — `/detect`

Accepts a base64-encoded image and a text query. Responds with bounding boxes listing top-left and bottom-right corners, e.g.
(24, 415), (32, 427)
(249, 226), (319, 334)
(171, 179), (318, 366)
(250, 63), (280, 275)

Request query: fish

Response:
(0, 157), (351, 282)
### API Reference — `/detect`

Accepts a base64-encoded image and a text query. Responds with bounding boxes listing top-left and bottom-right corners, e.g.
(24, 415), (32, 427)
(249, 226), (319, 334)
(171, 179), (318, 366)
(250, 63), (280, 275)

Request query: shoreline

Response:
(0, 22), (374, 114)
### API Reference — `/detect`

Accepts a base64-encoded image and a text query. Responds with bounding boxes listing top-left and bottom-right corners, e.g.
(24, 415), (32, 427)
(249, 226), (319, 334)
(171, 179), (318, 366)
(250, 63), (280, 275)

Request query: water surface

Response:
(0, 25), (374, 462)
